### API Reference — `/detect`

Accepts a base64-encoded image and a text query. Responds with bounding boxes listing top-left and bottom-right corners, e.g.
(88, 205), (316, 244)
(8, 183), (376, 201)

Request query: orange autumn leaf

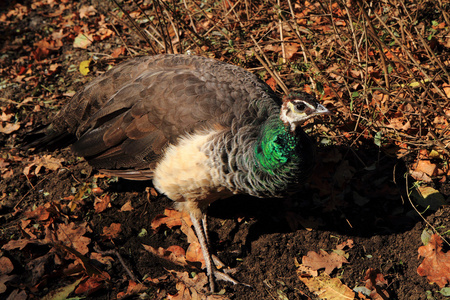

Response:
(151, 208), (192, 230)
(186, 242), (205, 269)
(94, 194), (111, 213)
(417, 234), (450, 288)
(102, 223), (121, 239)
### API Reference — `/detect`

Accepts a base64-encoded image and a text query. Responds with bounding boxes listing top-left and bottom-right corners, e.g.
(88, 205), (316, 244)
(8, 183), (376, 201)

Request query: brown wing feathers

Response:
(32, 55), (271, 180)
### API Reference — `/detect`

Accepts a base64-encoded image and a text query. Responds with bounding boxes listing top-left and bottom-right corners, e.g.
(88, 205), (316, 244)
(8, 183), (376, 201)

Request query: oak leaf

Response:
(302, 249), (348, 274)
(417, 234), (450, 288)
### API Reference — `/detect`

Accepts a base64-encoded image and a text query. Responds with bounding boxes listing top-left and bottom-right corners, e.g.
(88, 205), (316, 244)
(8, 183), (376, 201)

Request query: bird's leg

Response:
(202, 213), (210, 245)
(189, 211), (242, 292)
(190, 211), (215, 292)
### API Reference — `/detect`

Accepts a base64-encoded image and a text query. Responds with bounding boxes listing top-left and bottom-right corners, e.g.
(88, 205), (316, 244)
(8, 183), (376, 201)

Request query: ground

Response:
(1, 0), (449, 299)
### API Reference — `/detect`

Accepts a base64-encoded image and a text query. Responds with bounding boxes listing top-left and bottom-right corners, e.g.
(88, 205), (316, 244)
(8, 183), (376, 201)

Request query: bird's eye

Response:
(295, 102), (306, 111)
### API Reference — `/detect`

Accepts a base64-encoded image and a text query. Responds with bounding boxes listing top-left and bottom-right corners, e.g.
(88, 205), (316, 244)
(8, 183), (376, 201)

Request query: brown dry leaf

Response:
(0, 122), (20, 134)
(151, 208), (193, 230)
(102, 223), (121, 239)
(23, 154), (64, 176)
(56, 222), (91, 256)
(116, 280), (148, 299)
(413, 160), (437, 177)
(74, 276), (104, 295)
(386, 117), (411, 131)
(295, 257), (318, 277)
(180, 220), (199, 245)
(142, 244), (188, 267)
(302, 249), (349, 274)
(94, 194), (111, 213)
(186, 242), (205, 269)
(443, 83), (450, 98)
(23, 205), (51, 221)
(79, 5), (96, 19)
(2, 238), (46, 251)
(111, 46), (126, 58)
(298, 272), (355, 299)
(0, 275), (17, 294)
(336, 239), (354, 250)
(120, 200), (133, 212)
(90, 252), (114, 267)
(168, 271), (229, 299)
(265, 77), (277, 92)
(364, 268), (390, 299)
(284, 43), (300, 59)
(417, 233), (450, 288)
(0, 257), (14, 275)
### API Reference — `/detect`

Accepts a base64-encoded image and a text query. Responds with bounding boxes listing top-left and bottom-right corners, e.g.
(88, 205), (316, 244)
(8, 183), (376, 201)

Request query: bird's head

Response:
(280, 92), (330, 132)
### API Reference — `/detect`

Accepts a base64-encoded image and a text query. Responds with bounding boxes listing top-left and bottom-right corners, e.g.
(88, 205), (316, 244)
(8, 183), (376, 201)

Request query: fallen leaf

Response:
(79, 59), (91, 76)
(302, 249), (349, 274)
(42, 277), (83, 300)
(417, 234), (450, 288)
(79, 5), (96, 19)
(297, 272), (355, 299)
(0, 122), (20, 134)
(73, 33), (93, 49)
(364, 268), (390, 299)
(142, 244), (188, 267)
(94, 194), (111, 213)
(56, 222), (91, 256)
(0, 257), (14, 275)
(151, 208), (192, 230)
(23, 154), (64, 176)
(411, 186), (446, 211)
(120, 200), (133, 212)
(2, 238), (46, 251)
(117, 280), (148, 299)
(167, 271), (226, 299)
(102, 223), (121, 239)
(186, 242), (205, 268)
(74, 276), (104, 295)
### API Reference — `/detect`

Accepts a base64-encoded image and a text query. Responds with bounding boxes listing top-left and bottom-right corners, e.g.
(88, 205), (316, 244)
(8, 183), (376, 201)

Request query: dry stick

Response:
(94, 244), (139, 282)
(111, 0), (156, 54)
(164, 9), (181, 53)
(286, 0), (295, 19)
(355, 0), (390, 95)
(282, 16), (348, 115)
(143, 28), (165, 49)
(182, 0), (197, 34)
(250, 36), (289, 95)
(154, 0), (174, 53)
(277, 0), (286, 63)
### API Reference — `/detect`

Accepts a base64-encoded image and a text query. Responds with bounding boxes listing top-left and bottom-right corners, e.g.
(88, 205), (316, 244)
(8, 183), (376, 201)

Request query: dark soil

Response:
(1, 1), (449, 299)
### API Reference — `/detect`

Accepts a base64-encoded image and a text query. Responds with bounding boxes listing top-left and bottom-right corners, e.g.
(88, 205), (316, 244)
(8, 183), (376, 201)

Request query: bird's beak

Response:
(316, 103), (331, 115)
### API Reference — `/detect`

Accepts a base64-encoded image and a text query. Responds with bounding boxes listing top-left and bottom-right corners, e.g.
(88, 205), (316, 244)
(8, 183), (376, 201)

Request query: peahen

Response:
(27, 54), (330, 292)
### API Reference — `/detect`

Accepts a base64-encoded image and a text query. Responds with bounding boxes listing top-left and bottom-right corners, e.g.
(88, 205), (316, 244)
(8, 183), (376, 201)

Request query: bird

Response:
(26, 54), (330, 292)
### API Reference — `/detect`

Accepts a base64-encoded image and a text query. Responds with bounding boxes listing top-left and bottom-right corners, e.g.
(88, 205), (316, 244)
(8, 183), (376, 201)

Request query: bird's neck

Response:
(255, 118), (300, 175)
